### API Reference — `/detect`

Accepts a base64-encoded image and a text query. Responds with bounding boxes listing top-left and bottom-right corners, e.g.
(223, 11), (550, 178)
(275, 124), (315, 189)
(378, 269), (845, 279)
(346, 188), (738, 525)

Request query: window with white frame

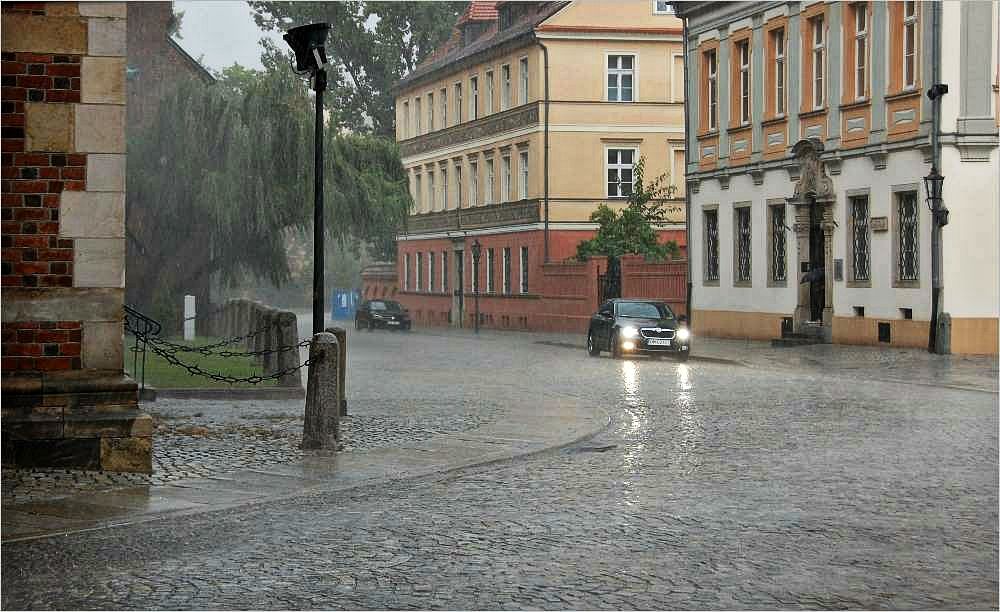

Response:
(606, 148), (636, 198)
(653, 0), (673, 14)
(854, 4), (868, 99)
(738, 39), (751, 124)
(897, 191), (919, 282)
(607, 54), (635, 102)
(704, 209), (719, 282)
(502, 247), (511, 294)
(454, 82), (463, 123)
(470, 76), (479, 119)
(812, 15), (825, 108)
(519, 57), (528, 104)
(402, 100), (409, 138)
(501, 153), (511, 202)
(770, 204), (787, 283)
(441, 165), (449, 210)
(706, 49), (718, 130)
(469, 159), (479, 206)
(441, 88), (448, 127)
(416, 252), (423, 291)
(903, 1), (917, 89)
(501, 64), (511, 110)
(454, 160), (463, 208)
(850, 195), (870, 282)
(486, 70), (495, 113)
(519, 246), (529, 293)
(427, 92), (434, 131)
(486, 248), (495, 293)
(427, 169), (436, 211)
(404, 253), (411, 290)
(485, 157), (495, 204)
(414, 97), (422, 134)
(735, 206), (752, 285)
(773, 29), (785, 116)
(441, 251), (449, 292)
(518, 150), (528, 200)
(429, 252), (436, 292)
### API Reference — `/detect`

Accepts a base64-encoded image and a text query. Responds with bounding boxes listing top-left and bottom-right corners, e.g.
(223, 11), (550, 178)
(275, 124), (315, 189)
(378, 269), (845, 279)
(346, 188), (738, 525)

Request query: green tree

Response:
(248, 1), (467, 136)
(576, 157), (681, 262)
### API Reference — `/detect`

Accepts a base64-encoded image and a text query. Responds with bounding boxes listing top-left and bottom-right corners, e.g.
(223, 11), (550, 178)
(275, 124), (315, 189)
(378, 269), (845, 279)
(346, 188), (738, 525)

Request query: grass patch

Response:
(126, 336), (281, 389)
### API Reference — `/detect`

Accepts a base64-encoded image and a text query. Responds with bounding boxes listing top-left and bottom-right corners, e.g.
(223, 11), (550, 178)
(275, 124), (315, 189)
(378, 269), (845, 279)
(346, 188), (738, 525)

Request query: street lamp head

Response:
(471, 238), (482, 261)
(923, 166), (944, 207)
(283, 23), (330, 73)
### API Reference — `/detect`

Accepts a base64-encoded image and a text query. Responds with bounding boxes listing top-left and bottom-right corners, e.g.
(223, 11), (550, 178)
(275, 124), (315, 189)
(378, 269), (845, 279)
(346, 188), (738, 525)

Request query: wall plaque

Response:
(871, 216), (889, 232)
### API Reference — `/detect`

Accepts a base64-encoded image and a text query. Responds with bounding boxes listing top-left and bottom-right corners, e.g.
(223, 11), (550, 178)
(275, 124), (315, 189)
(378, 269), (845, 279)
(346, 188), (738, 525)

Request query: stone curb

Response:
(150, 386), (306, 401)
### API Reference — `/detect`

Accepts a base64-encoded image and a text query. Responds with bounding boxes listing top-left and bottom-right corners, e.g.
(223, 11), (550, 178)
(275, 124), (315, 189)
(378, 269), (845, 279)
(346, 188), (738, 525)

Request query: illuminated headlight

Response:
(622, 340), (636, 351)
(621, 326), (639, 339)
(676, 328), (691, 341)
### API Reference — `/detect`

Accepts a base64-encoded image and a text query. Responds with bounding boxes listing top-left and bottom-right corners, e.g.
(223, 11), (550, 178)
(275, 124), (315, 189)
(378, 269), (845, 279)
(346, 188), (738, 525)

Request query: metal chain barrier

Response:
(148, 318), (282, 354)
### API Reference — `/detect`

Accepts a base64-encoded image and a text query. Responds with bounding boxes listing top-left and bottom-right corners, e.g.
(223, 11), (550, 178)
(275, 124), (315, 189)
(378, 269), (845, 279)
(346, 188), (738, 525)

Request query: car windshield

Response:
(370, 301), (403, 312)
(616, 301), (674, 319)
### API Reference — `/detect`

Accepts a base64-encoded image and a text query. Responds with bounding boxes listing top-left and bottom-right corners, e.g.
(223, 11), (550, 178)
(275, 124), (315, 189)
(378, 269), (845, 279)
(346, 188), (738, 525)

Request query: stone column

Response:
(821, 201), (836, 340)
(325, 326), (348, 416)
(793, 203), (812, 332)
(301, 332), (339, 450)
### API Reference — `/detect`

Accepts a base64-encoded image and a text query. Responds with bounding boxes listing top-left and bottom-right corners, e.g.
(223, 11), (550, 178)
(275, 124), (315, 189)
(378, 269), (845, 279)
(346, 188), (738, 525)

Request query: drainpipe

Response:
(682, 18), (693, 326)
(928, 0), (944, 353)
(539, 40), (551, 263)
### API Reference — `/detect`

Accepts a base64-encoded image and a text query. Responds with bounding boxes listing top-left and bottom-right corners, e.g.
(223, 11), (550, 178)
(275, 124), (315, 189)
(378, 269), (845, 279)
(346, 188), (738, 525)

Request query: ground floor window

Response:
(704, 209), (719, 282)
(734, 205), (752, 285)
(441, 251), (449, 293)
(769, 203), (787, 283)
(502, 247), (511, 294)
(416, 252), (423, 291)
(429, 252), (436, 292)
(486, 248), (496, 293)
(896, 191), (919, 282)
(519, 246), (529, 293)
(404, 253), (411, 290)
(850, 195), (871, 282)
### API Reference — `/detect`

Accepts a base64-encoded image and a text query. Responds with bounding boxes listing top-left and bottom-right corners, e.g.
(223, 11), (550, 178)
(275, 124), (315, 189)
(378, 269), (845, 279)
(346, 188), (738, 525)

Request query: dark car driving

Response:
(587, 298), (690, 360)
(355, 300), (411, 331)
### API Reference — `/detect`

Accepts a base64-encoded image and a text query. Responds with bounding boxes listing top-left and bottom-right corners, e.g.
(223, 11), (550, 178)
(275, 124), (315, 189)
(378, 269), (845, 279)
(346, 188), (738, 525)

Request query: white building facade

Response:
(675, 1), (999, 354)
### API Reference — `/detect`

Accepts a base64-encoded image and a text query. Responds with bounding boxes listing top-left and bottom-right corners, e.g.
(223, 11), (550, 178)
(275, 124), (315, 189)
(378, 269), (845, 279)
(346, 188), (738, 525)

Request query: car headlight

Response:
(621, 326), (639, 339)
(676, 328), (690, 341)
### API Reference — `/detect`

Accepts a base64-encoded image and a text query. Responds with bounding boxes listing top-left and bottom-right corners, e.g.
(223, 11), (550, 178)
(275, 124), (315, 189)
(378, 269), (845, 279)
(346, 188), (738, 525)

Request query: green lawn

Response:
(125, 336), (280, 389)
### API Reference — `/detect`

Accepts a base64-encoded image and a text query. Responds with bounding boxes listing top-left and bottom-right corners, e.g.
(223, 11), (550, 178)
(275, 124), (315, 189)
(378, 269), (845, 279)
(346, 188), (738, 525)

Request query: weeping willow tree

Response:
(126, 68), (410, 330)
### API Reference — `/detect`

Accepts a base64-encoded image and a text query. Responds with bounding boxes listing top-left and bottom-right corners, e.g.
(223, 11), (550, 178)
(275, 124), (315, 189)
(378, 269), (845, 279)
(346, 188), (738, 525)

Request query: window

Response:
(455, 83), (463, 123)
(502, 247), (511, 294)
(486, 248), (495, 293)
(519, 246), (529, 293)
(854, 4), (868, 99)
(653, 0), (673, 14)
(735, 206), (752, 284)
(470, 76), (479, 119)
(518, 150), (528, 200)
(427, 169), (436, 211)
(404, 253), (411, 290)
(903, 1), (917, 88)
(606, 148), (636, 198)
(607, 54), (634, 102)
(455, 160), (463, 208)
(414, 97), (422, 134)
(501, 64), (511, 110)
(704, 209), (719, 281)
(770, 204), (787, 283)
(485, 157), (495, 205)
(469, 159), (478, 206)
(897, 191), (919, 282)
(402, 100), (409, 138)
(738, 39), (751, 124)
(811, 16), (825, 108)
(416, 252), (423, 291)
(501, 153), (511, 202)
(850, 195), (871, 282)
(414, 173), (422, 212)
(772, 29), (785, 116)
(519, 57), (528, 104)
(427, 92), (434, 131)
(429, 252), (436, 292)
(486, 70), (494, 113)
(441, 88), (448, 127)
(706, 49), (718, 130)
(441, 166), (449, 210)
(442, 251), (449, 292)
(471, 250), (479, 293)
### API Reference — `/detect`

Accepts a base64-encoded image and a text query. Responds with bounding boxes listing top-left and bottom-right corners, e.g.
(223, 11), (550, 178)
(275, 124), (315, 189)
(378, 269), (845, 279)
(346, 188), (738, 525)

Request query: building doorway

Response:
(808, 203), (825, 322)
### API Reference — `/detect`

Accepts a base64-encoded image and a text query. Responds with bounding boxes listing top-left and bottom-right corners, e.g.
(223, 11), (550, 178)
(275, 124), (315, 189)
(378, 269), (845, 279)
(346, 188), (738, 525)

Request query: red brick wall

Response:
(2, 321), (82, 371)
(620, 255), (688, 317)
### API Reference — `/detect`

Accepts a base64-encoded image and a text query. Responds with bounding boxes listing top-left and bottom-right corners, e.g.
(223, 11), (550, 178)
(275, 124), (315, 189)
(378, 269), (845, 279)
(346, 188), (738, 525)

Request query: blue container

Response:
(331, 289), (360, 320)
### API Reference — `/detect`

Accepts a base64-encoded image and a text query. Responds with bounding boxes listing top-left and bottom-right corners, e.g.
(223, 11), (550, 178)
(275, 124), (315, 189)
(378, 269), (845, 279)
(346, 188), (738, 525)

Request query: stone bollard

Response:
(262, 308), (277, 376)
(302, 332), (339, 450)
(325, 326), (348, 417)
(251, 302), (265, 362)
(276, 311), (302, 388)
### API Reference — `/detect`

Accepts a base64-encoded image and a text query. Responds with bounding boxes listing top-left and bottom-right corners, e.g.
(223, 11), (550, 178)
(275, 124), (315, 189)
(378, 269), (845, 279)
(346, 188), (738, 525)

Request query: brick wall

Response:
(2, 321), (82, 371)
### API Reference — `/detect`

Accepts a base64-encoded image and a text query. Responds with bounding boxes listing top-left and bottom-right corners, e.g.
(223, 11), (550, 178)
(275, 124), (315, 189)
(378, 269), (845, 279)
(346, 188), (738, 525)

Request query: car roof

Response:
(610, 298), (667, 303)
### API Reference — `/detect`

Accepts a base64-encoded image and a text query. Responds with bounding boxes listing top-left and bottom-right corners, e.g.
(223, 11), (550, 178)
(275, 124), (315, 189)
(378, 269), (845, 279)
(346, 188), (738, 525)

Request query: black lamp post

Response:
(923, 166), (947, 227)
(471, 239), (482, 335)
(284, 22), (330, 336)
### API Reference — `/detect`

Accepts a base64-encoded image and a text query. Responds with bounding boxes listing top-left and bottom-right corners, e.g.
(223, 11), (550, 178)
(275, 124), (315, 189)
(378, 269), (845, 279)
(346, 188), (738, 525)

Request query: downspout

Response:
(928, 0), (943, 352)
(539, 40), (551, 263)
(682, 17), (693, 325)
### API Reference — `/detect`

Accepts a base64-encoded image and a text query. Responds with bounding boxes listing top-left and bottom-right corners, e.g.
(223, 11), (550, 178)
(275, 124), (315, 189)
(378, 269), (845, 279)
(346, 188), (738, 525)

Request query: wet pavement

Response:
(2, 325), (997, 609)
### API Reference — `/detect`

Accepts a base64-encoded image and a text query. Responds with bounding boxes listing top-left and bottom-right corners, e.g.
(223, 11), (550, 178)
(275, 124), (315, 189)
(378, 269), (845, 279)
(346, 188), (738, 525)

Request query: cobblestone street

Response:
(2, 327), (998, 609)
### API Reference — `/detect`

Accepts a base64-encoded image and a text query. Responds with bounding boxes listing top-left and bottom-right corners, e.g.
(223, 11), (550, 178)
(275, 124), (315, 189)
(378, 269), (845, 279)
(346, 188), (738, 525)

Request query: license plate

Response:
(647, 338), (671, 346)
(388, 321), (400, 325)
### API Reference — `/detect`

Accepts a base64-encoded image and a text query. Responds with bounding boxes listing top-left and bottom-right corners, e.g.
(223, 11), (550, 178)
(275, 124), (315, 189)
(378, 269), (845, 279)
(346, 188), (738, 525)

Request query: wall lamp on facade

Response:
(924, 166), (949, 227)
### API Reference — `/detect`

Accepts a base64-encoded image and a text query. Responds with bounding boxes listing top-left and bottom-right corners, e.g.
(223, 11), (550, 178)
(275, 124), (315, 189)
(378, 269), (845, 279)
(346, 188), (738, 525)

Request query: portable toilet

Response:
(331, 288), (359, 320)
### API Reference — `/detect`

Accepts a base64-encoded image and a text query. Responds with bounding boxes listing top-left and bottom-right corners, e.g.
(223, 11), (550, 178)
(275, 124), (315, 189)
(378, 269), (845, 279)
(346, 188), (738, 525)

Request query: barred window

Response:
(736, 206), (752, 284)
(897, 191), (919, 281)
(486, 248), (495, 293)
(770, 204), (787, 282)
(704, 209), (719, 281)
(502, 247), (511, 294)
(851, 196), (871, 282)
(429, 252), (436, 292)
(519, 246), (529, 293)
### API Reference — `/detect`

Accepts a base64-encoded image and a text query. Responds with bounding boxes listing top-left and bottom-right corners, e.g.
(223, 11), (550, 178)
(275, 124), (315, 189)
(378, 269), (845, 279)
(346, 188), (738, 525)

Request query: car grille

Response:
(640, 328), (675, 339)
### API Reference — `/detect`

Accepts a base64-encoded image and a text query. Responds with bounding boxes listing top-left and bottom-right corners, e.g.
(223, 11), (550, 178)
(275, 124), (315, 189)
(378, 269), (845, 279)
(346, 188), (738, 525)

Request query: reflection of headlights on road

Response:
(622, 340), (636, 351)
(621, 326), (639, 339)
(676, 328), (691, 341)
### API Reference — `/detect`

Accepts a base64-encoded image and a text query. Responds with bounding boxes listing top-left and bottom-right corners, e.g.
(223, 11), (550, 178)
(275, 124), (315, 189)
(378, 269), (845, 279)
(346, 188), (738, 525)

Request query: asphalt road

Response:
(3, 328), (997, 610)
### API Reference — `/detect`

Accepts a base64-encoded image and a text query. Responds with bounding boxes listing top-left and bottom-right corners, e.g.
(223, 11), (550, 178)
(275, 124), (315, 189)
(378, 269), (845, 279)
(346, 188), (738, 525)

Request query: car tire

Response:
(587, 331), (600, 357)
(610, 331), (622, 359)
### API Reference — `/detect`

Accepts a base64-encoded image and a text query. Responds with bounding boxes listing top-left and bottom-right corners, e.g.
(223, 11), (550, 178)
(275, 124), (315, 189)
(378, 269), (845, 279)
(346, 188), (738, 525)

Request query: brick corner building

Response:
(1, 1), (151, 472)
